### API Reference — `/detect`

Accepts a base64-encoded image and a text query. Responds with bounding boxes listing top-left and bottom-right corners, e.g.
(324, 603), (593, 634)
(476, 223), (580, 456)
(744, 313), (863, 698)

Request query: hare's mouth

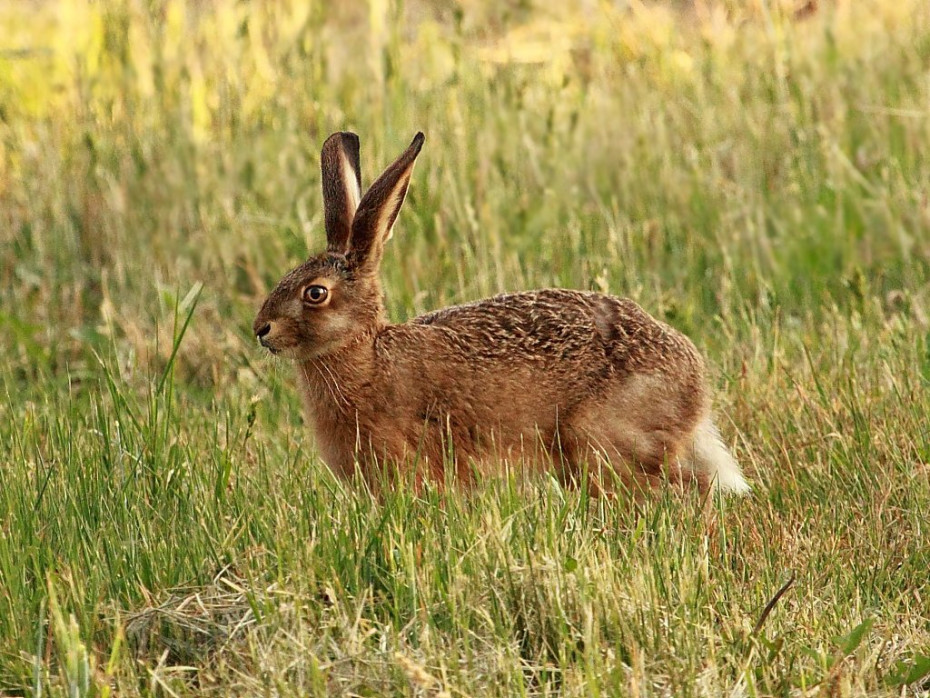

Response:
(257, 335), (288, 356)
(260, 341), (290, 357)
(258, 338), (306, 360)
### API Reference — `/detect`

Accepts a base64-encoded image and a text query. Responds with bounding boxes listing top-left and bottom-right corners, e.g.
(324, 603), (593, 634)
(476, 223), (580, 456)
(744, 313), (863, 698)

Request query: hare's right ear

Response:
(349, 132), (424, 274)
(320, 132), (362, 254)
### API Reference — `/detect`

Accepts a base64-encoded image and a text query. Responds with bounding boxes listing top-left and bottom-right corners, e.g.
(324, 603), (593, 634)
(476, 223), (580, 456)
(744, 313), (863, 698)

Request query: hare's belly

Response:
(401, 392), (568, 473)
(405, 416), (562, 476)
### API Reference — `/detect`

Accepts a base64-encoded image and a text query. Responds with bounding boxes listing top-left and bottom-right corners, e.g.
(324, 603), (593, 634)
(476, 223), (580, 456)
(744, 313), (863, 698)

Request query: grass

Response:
(1, 0), (929, 694)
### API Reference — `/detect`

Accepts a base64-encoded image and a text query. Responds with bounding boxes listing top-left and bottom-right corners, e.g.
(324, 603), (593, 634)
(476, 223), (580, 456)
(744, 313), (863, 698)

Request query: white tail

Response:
(687, 416), (750, 494)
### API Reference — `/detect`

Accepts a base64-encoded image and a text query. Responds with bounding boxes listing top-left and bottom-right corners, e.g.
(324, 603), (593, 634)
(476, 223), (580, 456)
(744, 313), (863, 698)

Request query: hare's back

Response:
(413, 288), (697, 373)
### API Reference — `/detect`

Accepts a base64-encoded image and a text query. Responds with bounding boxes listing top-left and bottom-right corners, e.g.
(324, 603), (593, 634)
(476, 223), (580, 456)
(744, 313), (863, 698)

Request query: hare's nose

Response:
(256, 323), (272, 339)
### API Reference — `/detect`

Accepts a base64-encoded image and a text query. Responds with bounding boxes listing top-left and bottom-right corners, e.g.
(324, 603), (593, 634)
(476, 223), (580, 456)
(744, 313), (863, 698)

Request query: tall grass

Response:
(1, 0), (929, 695)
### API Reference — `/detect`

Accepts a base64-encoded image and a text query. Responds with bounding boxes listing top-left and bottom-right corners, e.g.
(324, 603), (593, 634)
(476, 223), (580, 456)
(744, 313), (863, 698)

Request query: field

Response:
(1, 0), (930, 695)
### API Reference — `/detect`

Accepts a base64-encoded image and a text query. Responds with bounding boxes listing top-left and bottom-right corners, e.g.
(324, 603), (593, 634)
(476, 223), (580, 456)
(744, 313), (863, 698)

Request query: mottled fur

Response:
(253, 132), (750, 495)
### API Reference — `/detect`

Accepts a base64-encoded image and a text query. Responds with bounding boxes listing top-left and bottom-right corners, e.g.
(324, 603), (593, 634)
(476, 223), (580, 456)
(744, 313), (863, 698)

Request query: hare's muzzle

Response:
(254, 321), (276, 352)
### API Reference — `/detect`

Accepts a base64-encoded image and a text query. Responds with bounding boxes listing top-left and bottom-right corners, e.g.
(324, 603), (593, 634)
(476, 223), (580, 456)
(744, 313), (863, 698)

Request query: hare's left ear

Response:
(349, 132), (424, 273)
(320, 132), (362, 254)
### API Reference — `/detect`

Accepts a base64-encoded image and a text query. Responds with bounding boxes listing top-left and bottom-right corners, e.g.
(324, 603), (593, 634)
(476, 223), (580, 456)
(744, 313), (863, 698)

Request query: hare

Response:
(253, 132), (750, 495)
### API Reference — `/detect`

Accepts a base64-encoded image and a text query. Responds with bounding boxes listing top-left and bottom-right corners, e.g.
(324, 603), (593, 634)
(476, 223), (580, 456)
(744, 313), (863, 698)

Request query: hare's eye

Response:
(303, 285), (329, 304)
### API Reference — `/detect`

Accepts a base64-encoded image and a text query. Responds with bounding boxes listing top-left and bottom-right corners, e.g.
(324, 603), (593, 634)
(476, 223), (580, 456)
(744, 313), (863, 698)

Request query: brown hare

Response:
(253, 132), (749, 495)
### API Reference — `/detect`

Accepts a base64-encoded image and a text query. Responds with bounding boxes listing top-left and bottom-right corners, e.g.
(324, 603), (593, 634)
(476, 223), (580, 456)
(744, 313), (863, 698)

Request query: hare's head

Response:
(253, 132), (423, 360)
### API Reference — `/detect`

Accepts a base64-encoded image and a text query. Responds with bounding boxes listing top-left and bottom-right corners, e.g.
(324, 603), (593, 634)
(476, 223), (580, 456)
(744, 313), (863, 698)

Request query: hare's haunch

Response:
(253, 132), (749, 495)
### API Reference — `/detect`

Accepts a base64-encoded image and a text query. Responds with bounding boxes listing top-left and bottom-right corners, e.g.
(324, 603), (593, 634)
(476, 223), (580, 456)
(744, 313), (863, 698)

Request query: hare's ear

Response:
(321, 132), (362, 254)
(349, 132), (424, 273)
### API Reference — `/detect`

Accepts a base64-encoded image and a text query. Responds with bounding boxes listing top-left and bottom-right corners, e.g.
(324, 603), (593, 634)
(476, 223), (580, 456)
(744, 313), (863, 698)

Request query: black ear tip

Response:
(322, 131), (360, 150)
(411, 132), (425, 150)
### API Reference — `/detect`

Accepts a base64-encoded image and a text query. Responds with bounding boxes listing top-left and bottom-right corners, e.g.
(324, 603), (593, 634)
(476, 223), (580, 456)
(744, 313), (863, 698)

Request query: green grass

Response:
(2, 0), (930, 695)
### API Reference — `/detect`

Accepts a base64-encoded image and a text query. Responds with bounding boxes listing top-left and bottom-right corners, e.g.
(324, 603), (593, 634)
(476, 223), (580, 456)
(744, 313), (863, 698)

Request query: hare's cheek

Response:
(296, 309), (355, 358)
(314, 309), (354, 340)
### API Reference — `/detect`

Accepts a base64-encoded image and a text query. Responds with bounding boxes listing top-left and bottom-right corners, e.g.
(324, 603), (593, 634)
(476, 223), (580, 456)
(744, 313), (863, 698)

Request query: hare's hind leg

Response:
(559, 372), (707, 493)
(557, 423), (689, 496)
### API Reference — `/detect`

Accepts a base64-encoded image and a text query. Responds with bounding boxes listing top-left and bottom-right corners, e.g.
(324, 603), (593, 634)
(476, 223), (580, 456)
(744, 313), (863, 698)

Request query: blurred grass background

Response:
(1, 0), (929, 695)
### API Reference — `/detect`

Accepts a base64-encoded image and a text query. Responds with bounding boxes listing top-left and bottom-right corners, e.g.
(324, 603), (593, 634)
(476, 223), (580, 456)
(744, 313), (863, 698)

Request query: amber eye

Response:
(303, 285), (329, 304)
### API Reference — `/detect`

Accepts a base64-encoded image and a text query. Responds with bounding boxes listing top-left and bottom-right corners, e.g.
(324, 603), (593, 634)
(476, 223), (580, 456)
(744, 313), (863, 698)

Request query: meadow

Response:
(1, 0), (929, 695)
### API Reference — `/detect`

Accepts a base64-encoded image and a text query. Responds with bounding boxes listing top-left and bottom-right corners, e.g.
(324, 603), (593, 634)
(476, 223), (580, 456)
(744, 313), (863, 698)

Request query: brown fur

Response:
(253, 132), (739, 495)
